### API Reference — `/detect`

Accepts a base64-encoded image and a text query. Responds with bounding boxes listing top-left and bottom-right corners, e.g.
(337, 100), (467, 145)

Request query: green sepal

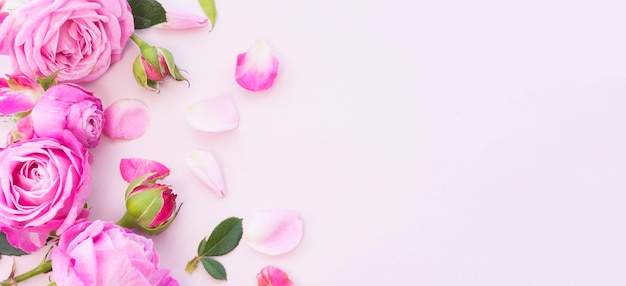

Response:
(158, 48), (187, 82)
(0, 232), (27, 256)
(198, 0), (217, 30)
(200, 257), (227, 280)
(124, 172), (154, 197)
(127, 0), (167, 29)
(132, 55), (148, 88)
(140, 46), (163, 76)
(35, 71), (59, 91)
(197, 217), (242, 257)
(141, 202), (182, 235)
(126, 187), (164, 222)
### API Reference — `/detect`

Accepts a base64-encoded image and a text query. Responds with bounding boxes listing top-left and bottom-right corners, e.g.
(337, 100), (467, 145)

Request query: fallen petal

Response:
(186, 150), (227, 197)
(103, 98), (150, 140)
(120, 158), (170, 183)
(257, 266), (294, 286)
(235, 40), (279, 92)
(186, 96), (239, 132)
(244, 209), (303, 255)
(159, 9), (209, 30)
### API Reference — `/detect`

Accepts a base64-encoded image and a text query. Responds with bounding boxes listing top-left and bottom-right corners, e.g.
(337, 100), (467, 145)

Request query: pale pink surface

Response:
(103, 98), (150, 140)
(186, 150), (227, 197)
(120, 158), (170, 183)
(51, 220), (179, 286)
(0, 137), (90, 253)
(235, 40), (279, 91)
(30, 83), (104, 148)
(257, 265), (295, 286)
(244, 209), (303, 256)
(160, 9), (208, 30)
(0, 0), (134, 82)
(186, 96), (239, 132)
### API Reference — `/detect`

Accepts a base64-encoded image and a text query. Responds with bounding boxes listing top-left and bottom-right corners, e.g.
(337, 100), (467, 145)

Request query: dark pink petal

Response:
(244, 209), (303, 255)
(186, 96), (239, 132)
(257, 266), (295, 286)
(120, 158), (170, 183)
(103, 98), (150, 140)
(186, 150), (227, 197)
(235, 40), (279, 92)
(159, 9), (209, 30)
(1, 226), (49, 253)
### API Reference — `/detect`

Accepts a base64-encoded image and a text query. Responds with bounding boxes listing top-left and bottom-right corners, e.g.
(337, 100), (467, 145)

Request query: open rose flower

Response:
(51, 220), (179, 285)
(0, 0), (134, 82)
(29, 83), (104, 148)
(0, 137), (90, 253)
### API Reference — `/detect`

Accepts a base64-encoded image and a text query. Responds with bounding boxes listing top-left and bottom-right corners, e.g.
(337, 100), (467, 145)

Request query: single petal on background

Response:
(103, 98), (150, 140)
(186, 96), (239, 132)
(235, 40), (279, 92)
(120, 158), (170, 183)
(159, 9), (208, 30)
(257, 265), (295, 286)
(244, 209), (303, 255)
(186, 150), (227, 197)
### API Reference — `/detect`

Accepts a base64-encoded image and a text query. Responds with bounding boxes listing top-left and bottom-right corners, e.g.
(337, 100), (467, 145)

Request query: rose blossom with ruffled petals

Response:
(51, 220), (179, 286)
(0, 0), (134, 82)
(30, 83), (104, 148)
(0, 137), (90, 253)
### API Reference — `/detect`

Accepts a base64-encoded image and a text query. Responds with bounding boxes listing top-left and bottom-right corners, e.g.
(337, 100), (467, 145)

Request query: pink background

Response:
(1, 0), (626, 284)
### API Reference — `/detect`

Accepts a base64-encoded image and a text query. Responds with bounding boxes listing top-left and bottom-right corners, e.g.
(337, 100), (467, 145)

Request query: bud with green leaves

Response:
(130, 34), (187, 91)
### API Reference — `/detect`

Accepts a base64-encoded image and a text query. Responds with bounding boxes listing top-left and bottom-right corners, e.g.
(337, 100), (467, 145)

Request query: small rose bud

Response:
(125, 182), (179, 235)
(0, 74), (44, 117)
(131, 35), (187, 91)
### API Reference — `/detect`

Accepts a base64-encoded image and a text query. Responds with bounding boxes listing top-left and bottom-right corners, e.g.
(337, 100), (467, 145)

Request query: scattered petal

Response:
(120, 158), (170, 183)
(235, 40), (279, 92)
(186, 96), (239, 132)
(186, 150), (227, 197)
(103, 98), (150, 140)
(257, 266), (294, 286)
(158, 9), (208, 29)
(244, 209), (303, 255)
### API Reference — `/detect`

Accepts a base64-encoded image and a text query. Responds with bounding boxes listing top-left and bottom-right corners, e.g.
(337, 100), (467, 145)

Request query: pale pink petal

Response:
(244, 209), (303, 255)
(186, 150), (227, 197)
(257, 266), (294, 286)
(103, 98), (150, 140)
(120, 158), (170, 183)
(186, 96), (239, 132)
(158, 9), (209, 30)
(235, 40), (279, 92)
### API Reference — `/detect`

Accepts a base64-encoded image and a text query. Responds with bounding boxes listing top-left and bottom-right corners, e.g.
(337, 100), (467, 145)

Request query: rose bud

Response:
(117, 173), (180, 235)
(130, 34), (187, 91)
(0, 74), (43, 118)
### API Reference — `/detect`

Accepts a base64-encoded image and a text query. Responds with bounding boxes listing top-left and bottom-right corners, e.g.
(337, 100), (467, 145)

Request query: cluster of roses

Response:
(0, 0), (183, 285)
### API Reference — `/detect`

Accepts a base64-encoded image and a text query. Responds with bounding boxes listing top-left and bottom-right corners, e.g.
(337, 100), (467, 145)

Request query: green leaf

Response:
(200, 257), (227, 280)
(0, 232), (27, 256)
(197, 217), (242, 257)
(127, 0), (167, 29)
(198, 0), (217, 29)
(36, 71), (59, 91)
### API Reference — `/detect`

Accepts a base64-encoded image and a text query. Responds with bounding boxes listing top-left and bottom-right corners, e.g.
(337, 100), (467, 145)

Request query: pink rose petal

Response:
(103, 98), (150, 140)
(159, 9), (209, 30)
(235, 40), (279, 92)
(186, 150), (227, 197)
(120, 158), (170, 183)
(186, 96), (239, 132)
(257, 266), (295, 286)
(244, 209), (303, 255)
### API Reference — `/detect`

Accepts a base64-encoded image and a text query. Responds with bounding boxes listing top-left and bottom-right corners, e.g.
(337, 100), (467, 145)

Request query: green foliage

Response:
(198, 0), (218, 29)
(127, 0), (167, 29)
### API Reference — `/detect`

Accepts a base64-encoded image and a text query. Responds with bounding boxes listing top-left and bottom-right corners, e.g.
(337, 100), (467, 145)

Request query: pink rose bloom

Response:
(30, 83), (104, 148)
(51, 220), (179, 286)
(0, 137), (90, 253)
(0, 0), (134, 83)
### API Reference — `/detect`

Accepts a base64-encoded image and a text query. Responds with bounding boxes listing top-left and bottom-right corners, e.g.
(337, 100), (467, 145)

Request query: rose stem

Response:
(116, 211), (137, 229)
(130, 34), (149, 48)
(0, 260), (52, 285)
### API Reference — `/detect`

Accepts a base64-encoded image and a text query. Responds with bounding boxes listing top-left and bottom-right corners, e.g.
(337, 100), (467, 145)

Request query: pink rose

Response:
(0, 137), (90, 253)
(30, 83), (104, 148)
(51, 220), (179, 286)
(0, 0), (134, 82)
(0, 74), (43, 116)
